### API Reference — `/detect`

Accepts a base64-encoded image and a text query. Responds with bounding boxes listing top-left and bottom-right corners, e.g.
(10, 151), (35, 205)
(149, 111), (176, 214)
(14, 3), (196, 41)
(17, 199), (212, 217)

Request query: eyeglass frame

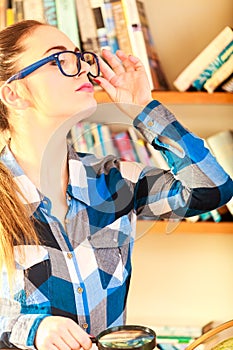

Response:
(5, 50), (100, 84)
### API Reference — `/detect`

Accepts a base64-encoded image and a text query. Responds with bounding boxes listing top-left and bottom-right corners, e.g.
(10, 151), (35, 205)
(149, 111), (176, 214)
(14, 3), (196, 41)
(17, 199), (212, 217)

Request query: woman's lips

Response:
(76, 83), (94, 92)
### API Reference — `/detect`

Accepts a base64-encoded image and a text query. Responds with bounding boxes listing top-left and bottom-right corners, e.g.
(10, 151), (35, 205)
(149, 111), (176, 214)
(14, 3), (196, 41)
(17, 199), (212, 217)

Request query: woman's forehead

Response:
(21, 25), (75, 62)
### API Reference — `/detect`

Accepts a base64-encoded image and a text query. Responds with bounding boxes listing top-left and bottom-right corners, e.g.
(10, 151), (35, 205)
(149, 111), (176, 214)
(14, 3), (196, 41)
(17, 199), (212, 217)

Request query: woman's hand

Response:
(35, 316), (92, 350)
(95, 49), (153, 108)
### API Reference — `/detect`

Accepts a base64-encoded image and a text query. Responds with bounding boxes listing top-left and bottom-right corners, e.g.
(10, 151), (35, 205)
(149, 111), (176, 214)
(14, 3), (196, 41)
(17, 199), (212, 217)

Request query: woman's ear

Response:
(0, 83), (29, 109)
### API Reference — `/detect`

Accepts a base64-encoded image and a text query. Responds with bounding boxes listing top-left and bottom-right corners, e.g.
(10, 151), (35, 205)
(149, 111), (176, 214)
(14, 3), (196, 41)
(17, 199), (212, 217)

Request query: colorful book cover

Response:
(192, 40), (233, 90)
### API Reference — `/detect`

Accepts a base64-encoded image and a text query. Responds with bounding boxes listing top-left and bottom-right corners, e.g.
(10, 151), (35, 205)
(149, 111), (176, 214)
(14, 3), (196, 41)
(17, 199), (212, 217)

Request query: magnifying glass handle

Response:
(90, 335), (97, 343)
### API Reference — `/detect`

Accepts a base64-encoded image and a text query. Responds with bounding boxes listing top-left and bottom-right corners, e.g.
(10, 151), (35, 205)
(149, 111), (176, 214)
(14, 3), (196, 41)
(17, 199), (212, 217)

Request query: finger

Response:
(116, 50), (146, 73)
(68, 324), (92, 350)
(52, 336), (71, 350)
(61, 329), (81, 350)
(115, 50), (135, 72)
(98, 56), (116, 82)
(101, 49), (125, 75)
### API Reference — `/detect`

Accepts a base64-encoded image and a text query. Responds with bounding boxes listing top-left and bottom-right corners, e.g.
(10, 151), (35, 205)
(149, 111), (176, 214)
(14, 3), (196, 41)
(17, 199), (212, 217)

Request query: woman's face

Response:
(17, 25), (97, 121)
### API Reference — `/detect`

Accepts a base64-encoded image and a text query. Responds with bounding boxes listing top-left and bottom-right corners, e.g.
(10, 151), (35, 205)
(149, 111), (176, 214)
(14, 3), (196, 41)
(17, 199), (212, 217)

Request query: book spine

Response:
(113, 131), (137, 161)
(173, 26), (233, 91)
(55, 0), (80, 47)
(90, 0), (111, 51)
(0, 0), (7, 30)
(102, 0), (119, 53)
(221, 73), (233, 92)
(121, 0), (154, 90)
(110, 0), (133, 55)
(203, 54), (233, 93)
(12, 0), (24, 23)
(6, 6), (14, 26)
(23, 0), (45, 21)
(135, 0), (169, 90)
(75, 0), (100, 53)
(42, 0), (57, 26)
(192, 40), (233, 90)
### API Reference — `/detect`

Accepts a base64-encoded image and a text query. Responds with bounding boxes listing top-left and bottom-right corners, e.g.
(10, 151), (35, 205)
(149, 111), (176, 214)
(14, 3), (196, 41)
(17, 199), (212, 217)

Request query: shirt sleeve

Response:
(0, 268), (49, 349)
(132, 100), (233, 219)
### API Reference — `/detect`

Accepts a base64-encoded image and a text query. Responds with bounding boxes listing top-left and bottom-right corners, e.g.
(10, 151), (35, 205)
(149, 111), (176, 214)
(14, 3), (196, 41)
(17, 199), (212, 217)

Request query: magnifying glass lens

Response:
(96, 326), (156, 350)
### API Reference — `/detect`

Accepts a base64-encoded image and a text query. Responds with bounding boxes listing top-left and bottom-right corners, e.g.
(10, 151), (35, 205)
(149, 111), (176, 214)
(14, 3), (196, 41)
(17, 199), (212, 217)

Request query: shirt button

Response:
(67, 195), (72, 201)
(67, 252), (73, 259)
(77, 287), (83, 294)
(64, 218), (70, 224)
(147, 120), (154, 127)
(82, 323), (88, 329)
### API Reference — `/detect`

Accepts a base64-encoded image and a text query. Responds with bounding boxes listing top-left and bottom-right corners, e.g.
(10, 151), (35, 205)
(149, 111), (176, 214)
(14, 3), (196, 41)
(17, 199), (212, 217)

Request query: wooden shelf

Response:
(136, 220), (233, 235)
(95, 90), (233, 105)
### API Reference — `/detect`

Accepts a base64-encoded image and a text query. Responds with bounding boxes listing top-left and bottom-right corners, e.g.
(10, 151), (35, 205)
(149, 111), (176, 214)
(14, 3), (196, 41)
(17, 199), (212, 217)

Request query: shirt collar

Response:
(0, 144), (91, 208)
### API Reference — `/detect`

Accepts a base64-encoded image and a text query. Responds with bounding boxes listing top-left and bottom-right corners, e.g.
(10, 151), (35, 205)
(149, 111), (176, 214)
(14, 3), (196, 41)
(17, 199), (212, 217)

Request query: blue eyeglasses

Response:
(6, 50), (100, 84)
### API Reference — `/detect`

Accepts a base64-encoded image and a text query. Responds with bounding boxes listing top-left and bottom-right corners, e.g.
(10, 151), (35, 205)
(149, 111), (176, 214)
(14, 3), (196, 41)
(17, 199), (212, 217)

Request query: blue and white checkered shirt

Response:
(0, 100), (232, 349)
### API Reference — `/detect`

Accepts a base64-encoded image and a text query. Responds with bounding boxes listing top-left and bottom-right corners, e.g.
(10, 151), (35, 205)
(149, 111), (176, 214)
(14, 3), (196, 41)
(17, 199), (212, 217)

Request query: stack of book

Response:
(173, 26), (233, 93)
(0, 0), (169, 91)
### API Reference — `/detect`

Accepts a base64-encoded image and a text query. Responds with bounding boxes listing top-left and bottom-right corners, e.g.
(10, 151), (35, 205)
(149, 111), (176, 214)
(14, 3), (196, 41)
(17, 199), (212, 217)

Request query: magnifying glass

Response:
(91, 325), (156, 350)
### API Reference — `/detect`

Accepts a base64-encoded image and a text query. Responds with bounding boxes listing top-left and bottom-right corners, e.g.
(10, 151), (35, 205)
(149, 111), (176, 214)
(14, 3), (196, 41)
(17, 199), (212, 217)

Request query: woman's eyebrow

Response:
(43, 46), (81, 55)
(43, 45), (68, 55)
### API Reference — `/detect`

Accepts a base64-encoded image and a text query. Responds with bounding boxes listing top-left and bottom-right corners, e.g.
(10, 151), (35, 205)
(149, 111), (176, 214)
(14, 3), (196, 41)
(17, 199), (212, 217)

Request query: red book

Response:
(113, 131), (137, 161)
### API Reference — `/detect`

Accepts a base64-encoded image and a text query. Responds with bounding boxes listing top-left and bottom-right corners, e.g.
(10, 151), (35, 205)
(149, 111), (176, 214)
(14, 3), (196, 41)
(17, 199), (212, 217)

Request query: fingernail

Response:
(93, 79), (101, 85)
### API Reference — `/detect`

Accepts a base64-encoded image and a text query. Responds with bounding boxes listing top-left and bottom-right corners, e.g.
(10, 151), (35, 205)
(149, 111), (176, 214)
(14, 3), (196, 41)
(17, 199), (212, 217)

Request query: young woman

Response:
(0, 20), (232, 350)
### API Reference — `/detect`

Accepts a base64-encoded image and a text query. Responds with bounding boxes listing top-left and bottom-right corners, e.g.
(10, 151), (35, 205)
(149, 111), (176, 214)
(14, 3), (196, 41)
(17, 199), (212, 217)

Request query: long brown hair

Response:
(0, 162), (39, 280)
(0, 20), (44, 131)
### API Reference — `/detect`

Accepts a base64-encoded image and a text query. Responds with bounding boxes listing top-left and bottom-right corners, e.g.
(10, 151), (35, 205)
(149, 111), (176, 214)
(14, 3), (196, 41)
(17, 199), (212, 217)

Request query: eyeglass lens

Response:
(58, 52), (99, 77)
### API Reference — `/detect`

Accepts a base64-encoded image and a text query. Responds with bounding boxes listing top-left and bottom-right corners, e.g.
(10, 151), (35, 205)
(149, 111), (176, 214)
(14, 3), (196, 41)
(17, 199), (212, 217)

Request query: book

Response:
(42, 0), (57, 26)
(75, 0), (100, 53)
(122, 0), (169, 91)
(220, 73), (233, 92)
(55, 0), (80, 48)
(110, 0), (133, 55)
(101, 0), (119, 53)
(206, 130), (233, 215)
(23, 0), (45, 21)
(6, 4), (14, 26)
(173, 26), (233, 91)
(12, 0), (24, 23)
(89, 122), (105, 157)
(70, 122), (88, 153)
(113, 130), (138, 161)
(100, 123), (118, 156)
(203, 54), (233, 93)
(192, 40), (233, 90)
(90, 0), (111, 51)
(0, 0), (7, 30)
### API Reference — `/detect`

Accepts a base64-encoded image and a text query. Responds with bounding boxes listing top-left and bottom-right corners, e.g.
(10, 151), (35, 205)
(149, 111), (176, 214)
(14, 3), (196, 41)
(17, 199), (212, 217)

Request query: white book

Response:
(173, 26), (233, 91)
(204, 54), (233, 93)
(206, 130), (233, 215)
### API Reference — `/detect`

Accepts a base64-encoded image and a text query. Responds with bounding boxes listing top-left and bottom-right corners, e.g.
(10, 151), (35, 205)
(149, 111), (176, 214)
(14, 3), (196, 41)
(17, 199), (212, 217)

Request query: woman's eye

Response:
(50, 61), (58, 66)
